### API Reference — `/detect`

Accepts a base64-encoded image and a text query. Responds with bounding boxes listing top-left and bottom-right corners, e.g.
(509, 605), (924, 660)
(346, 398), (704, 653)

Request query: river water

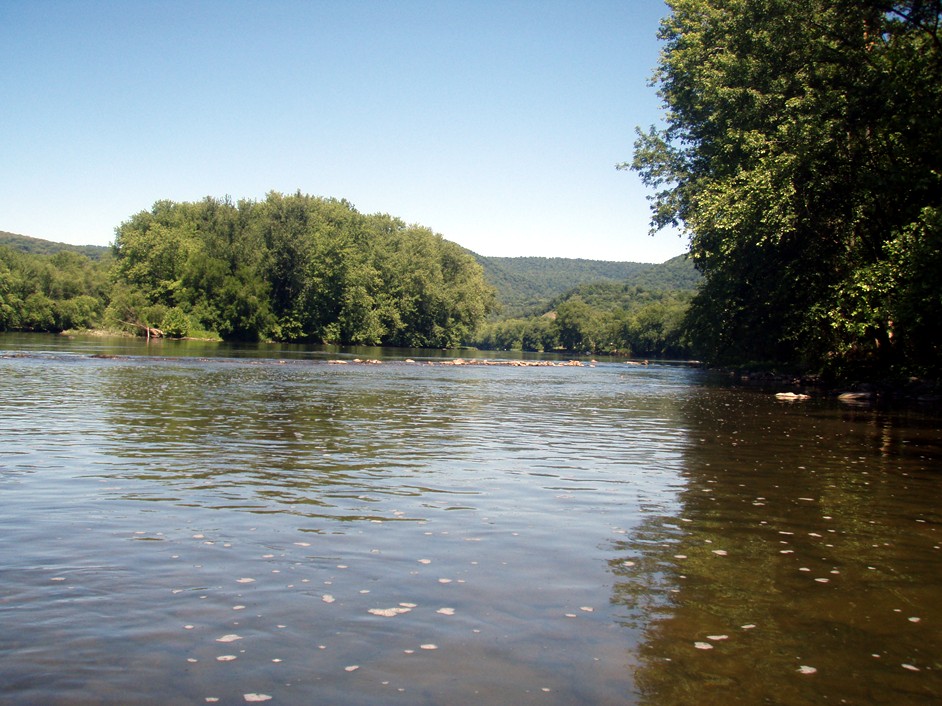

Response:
(1, 333), (940, 705)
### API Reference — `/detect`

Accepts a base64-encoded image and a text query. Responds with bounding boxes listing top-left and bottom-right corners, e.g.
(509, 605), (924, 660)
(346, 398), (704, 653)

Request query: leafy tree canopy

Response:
(627, 0), (942, 378)
(3, 205), (696, 355)
(110, 192), (497, 345)
(0, 245), (110, 332)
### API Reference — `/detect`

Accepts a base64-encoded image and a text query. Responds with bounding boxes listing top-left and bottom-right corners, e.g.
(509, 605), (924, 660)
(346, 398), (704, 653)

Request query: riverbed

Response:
(1, 333), (939, 705)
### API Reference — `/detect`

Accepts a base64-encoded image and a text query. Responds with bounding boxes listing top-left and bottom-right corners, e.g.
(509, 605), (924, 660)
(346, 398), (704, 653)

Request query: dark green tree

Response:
(110, 192), (495, 345)
(555, 296), (600, 351)
(626, 0), (942, 377)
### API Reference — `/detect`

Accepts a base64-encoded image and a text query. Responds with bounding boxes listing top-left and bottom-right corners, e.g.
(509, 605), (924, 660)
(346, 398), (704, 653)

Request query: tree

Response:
(626, 0), (942, 377)
(112, 203), (196, 307)
(555, 296), (601, 351)
(0, 244), (109, 332)
(109, 192), (496, 345)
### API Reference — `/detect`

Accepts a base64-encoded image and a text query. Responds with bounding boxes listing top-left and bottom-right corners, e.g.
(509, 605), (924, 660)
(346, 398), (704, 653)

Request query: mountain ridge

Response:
(473, 252), (698, 318)
(0, 230), (111, 260)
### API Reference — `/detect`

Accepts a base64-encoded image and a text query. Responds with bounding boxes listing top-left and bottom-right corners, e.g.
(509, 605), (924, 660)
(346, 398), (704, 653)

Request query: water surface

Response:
(1, 334), (939, 705)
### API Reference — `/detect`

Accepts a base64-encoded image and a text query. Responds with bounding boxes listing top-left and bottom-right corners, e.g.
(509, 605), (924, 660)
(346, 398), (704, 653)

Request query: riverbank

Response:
(328, 357), (592, 367)
(61, 328), (221, 342)
(46, 330), (942, 407)
(720, 367), (942, 408)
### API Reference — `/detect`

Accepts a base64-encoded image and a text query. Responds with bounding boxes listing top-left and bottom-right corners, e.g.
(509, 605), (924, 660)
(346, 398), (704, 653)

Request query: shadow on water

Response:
(608, 388), (942, 705)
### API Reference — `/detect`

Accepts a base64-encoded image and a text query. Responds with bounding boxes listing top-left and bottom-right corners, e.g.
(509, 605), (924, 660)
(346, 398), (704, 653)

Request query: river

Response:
(1, 333), (939, 705)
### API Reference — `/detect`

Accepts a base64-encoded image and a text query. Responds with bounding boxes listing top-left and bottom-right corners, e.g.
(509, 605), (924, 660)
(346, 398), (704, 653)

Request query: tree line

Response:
(1, 195), (698, 358)
(476, 257), (651, 317)
(471, 286), (693, 358)
(109, 192), (497, 346)
(476, 253), (699, 319)
(627, 0), (941, 380)
(0, 246), (111, 332)
(1, 193), (497, 346)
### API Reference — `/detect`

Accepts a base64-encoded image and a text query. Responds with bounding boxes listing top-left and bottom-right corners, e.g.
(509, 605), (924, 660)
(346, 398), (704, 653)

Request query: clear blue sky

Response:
(1, 0), (685, 263)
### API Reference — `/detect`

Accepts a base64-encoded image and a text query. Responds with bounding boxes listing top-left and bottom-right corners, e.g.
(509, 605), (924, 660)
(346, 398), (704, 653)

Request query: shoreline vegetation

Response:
(624, 1), (941, 386)
(328, 357), (598, 367)
(0, 202), (698, 361)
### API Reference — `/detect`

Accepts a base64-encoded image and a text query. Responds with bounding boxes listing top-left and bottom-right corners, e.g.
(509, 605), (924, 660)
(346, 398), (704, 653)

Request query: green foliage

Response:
(0, 245), (109, 332)
(110, 192), (497, 345)
(627, 254), (700, 292)
(555, 296), (599, 351)
(622, 298), (690, 358)
(477, 256), (650, 316)
(3, 202), (695, 353)
(0, 231), (111, 260)
(55, 295), (101, 330)
(160, 307), (190, 338)
(472, 316), (559, 352)
(627, 0), (942, 378)
(471, 283), (693, 357)
(103, 282), (151, 333)
(476, 254), (697, 318)
(822, 206), (942, 377)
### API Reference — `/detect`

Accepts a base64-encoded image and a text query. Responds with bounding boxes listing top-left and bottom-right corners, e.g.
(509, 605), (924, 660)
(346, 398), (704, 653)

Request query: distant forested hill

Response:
(624, 254), (699, 292)
(475, 254), (697, 317)
(468, 254), (699, 356)
(0, 231), (111, 260)
(549, 262), (698, 314)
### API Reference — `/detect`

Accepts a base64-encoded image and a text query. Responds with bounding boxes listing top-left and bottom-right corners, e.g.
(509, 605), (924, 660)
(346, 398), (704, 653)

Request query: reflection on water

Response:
(92, 357), (685, 523)
(1, 333), (940, 705)
(618, 390), (942, 705)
